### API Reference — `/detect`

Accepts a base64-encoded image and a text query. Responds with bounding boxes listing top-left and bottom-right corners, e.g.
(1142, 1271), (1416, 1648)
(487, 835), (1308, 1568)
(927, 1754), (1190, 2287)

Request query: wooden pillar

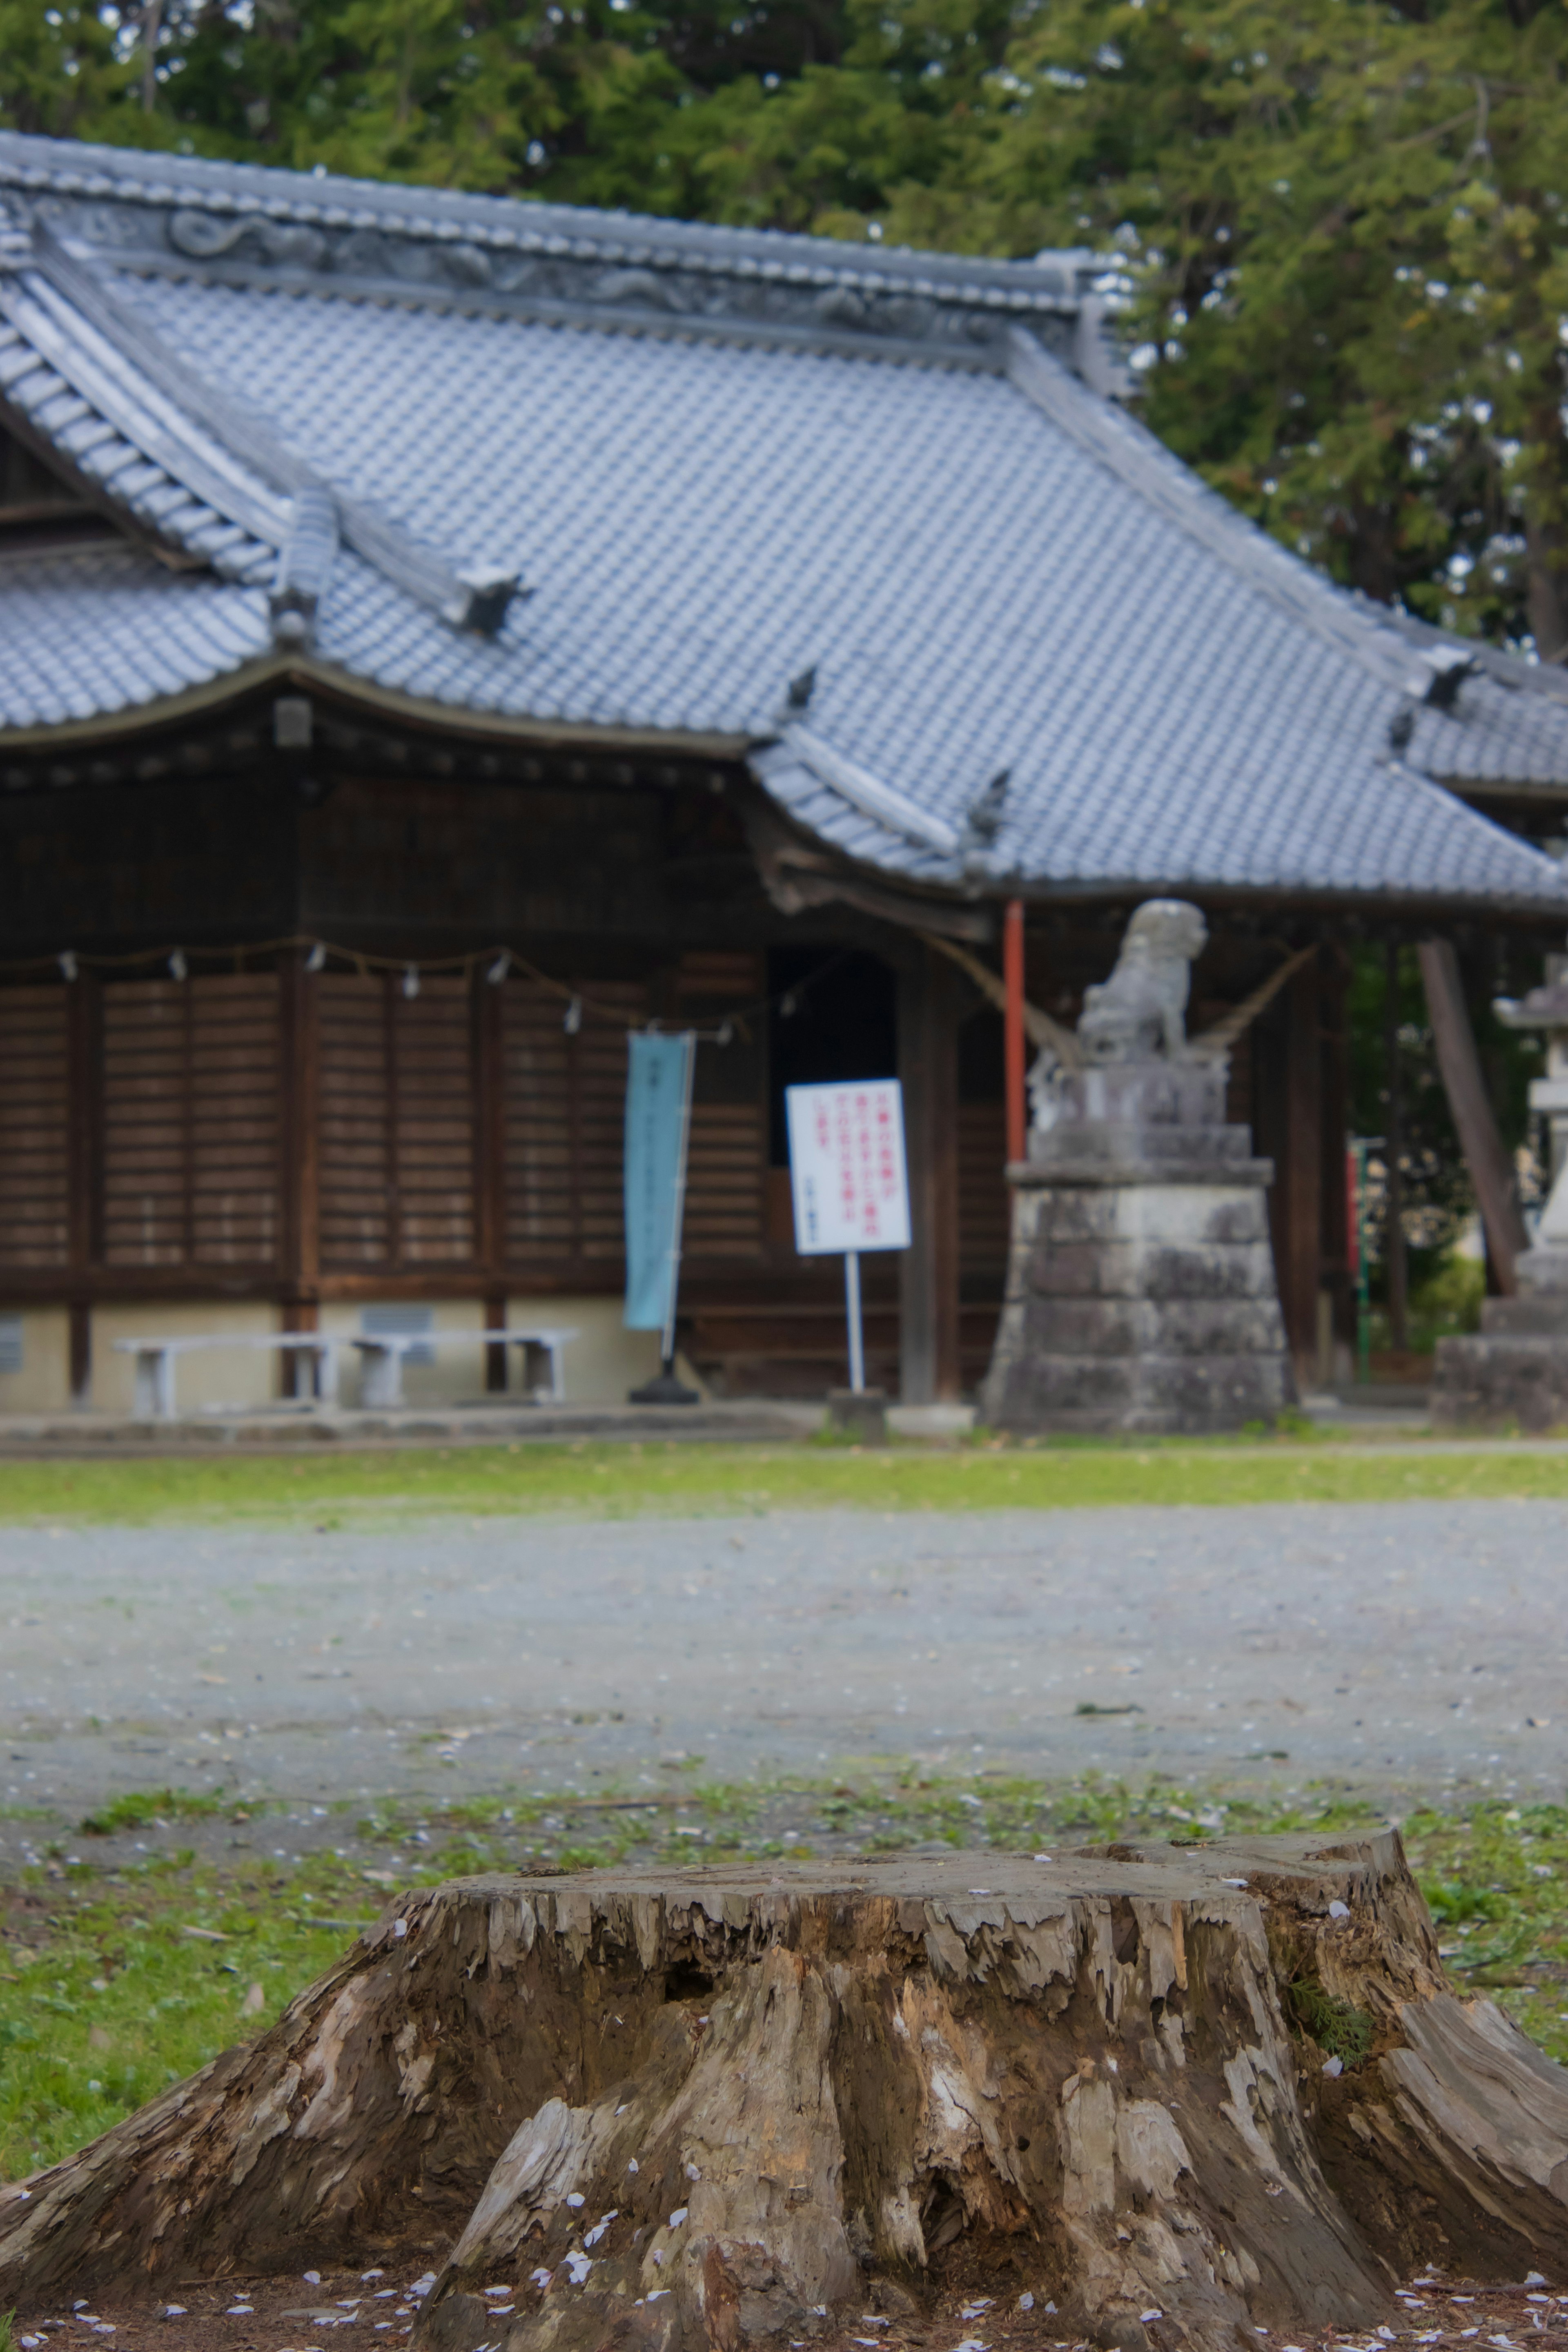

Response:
(1418, 937), (1528, 1293)
(1003, 899), (1027, 1165)
(475, 971), (508, 1391)
(279, 956), (321, 1394)
(1319, 947), (1352, 1385)
(1258, 950), (1323, 1383)
(1383, 941), (1408, 1350)
(897, 943), (961, 1403)
(66, 971), (101, 1406)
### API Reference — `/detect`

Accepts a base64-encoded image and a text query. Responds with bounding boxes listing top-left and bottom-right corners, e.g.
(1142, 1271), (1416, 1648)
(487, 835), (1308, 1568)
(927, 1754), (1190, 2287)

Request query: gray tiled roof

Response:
(1, 131), (1566, 911)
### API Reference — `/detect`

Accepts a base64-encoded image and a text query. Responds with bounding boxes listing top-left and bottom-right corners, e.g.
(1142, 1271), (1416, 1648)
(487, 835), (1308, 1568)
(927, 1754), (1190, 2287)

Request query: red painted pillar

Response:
(1004, 898), (1026, 1165)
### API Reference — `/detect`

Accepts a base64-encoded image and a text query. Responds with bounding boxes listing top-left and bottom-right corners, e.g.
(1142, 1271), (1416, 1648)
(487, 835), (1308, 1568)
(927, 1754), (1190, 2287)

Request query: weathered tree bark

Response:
(3, 1835), (1567, 2352)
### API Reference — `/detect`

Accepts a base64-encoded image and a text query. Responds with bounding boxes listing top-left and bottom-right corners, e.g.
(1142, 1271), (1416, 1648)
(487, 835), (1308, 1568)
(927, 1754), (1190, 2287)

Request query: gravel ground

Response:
(2, 1499), (1566, 1834)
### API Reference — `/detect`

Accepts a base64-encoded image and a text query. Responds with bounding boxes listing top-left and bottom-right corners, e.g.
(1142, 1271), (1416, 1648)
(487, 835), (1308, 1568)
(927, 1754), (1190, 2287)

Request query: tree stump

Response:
(4, 1834), (1568, 2352)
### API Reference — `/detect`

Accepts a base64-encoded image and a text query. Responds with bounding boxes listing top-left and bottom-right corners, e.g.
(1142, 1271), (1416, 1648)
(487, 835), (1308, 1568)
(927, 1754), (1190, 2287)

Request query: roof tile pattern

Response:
(0, 134), (1564, 909)
(0, 544), (268, 726)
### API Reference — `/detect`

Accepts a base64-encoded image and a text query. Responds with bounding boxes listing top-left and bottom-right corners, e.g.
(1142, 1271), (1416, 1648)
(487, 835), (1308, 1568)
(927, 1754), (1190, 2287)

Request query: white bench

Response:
(112, 1332), (339, 1420)
(350, 1327), (578, 1409)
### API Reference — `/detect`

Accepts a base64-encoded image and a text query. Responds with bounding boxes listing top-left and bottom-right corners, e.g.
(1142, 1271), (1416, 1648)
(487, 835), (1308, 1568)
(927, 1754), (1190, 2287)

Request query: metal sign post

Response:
(844, 1250), (865, 1392)
(660, 1027), (698, 1377)
(785, 1080), (911, 1396)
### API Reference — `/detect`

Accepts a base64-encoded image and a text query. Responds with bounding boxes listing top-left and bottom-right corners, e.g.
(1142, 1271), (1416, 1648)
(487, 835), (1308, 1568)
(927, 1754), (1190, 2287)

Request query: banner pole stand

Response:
(844, 1250), (864, 1393)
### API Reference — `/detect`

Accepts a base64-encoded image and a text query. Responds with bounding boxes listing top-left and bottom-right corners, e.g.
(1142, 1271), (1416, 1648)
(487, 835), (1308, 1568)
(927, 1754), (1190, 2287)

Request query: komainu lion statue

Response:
(1078, 898), (1208, 1063)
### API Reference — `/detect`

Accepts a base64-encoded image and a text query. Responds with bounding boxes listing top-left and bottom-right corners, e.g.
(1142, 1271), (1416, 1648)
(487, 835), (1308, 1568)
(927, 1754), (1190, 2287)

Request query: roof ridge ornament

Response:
(7, 206), (519, 637)
(0, 133), (1092, 377)
(270, 487), (339, 648)
(775, 719), (960, 857)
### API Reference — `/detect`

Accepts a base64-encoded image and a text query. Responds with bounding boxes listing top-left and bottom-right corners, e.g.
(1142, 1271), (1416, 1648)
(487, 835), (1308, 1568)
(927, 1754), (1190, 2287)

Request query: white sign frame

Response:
(784, 1079), (911, 1257)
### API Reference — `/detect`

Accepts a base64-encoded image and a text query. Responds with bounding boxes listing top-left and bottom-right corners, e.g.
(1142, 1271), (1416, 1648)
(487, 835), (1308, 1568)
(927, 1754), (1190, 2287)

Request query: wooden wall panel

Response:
(677, 950), (765, 1260)
(191, 976), (279, 1265)
(501, 980), (646, 1270)
(0, 985), (70, 1270)
(101, 980), (188, 1267)
(684, 1104), (766, 1255)
(573, 1000), (640, 1261)
(500, 982), (575, 1257)
(958, 1101), (1009, 1276)
(318, 976), (392, 1267)
(394, 979), (475, 1263)
(99, 976), (280, 1268)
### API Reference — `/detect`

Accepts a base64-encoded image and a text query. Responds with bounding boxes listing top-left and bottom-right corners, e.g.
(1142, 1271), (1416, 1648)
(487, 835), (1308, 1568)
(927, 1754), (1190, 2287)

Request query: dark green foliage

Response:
(10, 0), (1568, 656)
(1287, 1976), (1375, 2069)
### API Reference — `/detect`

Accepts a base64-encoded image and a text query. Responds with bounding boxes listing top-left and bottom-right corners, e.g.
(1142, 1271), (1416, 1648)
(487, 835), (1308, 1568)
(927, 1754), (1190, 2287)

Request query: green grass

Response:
(5, 1776), (1567, 2184)
(3, 1432), (1568, 1527)
(78, 1789), (227, 1837)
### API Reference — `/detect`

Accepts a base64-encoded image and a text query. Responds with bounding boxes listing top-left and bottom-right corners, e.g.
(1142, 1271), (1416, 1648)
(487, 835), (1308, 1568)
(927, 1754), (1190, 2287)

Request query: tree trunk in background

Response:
(5, 1839), (1568, 2351)
(1385, 941), (1408, 1352)
(1419, 939), (1527, 1294)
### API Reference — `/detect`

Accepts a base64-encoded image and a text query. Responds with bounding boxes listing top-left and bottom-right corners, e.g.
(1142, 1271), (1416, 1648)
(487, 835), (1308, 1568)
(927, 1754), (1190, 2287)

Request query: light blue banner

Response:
(624, 1030), (694, 1332)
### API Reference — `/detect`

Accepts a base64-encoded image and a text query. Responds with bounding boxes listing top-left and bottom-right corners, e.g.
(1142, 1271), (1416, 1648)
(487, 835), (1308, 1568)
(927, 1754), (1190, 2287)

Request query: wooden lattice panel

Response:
(501, 979), (647, 1271)
(958, 1099), (1009, 1276)
(100, 976), (279, 1267)
(190, 976), (279, 1265)
(318, 975), (392, 1267)
(677, 949), (765, 1260)
(684, 1102), (766, 1255)
(392, 978), (475, 1264)
(0, 984), (70, 1270)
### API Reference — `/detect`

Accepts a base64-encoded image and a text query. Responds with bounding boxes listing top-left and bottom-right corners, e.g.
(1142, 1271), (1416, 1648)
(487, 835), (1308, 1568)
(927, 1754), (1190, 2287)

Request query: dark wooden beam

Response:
(898, 943), (961, 1403)
(1319, 946), (1352, 1381)
(1255, 952), (1323, 1384)
(1419, 937), (1528, 1293)
(1383, 941), (1408, 1350)
(383, 969), (402, 1269)
(475, 969), (508, 1390)
(65, 971), (102, 1403)
(278, 956), (321, 1394)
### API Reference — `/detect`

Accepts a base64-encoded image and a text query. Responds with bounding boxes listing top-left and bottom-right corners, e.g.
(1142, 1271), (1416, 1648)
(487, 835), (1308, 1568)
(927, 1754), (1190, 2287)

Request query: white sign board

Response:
(785, 1079), (911, 1256)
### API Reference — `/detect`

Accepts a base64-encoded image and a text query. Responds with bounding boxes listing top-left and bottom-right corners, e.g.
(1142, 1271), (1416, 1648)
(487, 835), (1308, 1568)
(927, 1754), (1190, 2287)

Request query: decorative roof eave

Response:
(0, 650), (753, 764)
(1, 650), (1564, 924)
(0, 209), (521, 635)
(739, 733), (1568, 927)
(995, 873), (1568, 927)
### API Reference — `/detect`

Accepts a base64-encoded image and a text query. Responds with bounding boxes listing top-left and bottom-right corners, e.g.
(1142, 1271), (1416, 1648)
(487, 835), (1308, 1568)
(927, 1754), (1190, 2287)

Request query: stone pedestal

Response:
(980, 1060), (1295, 1434)
(826, 1385), (888, 1443)
(1437, 964), (1568, 1430)
(1432, 1247), (1568, 1431)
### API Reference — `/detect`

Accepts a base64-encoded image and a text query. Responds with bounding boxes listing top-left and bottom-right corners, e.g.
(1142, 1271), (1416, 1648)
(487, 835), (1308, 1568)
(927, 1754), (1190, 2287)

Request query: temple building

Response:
(1, 130), (1566, 1414)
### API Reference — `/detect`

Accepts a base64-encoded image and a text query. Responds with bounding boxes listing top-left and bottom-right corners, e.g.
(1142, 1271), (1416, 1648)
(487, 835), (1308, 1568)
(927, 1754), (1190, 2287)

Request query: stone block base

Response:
(981, 1151), (1294, 1435)
(826, 1386), (888, 1443)
(1432, 1334), (1568, 1432)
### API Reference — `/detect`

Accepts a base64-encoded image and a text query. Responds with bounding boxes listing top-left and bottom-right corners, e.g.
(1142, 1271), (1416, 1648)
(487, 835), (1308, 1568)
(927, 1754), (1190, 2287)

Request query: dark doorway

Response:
(767, 947), (898, 1165)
